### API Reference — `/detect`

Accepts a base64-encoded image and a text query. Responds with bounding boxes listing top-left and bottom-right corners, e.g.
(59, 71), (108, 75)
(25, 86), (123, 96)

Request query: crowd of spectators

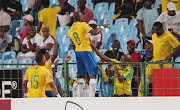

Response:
(0, 0), (180, 97)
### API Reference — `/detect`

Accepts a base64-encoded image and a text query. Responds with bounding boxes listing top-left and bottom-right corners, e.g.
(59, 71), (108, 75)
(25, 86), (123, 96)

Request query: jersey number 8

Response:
(73, 32), (81, 45)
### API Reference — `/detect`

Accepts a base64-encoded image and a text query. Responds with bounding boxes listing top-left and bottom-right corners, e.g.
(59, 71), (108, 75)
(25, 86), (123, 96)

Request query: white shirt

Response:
(41, 36), (54, 56)
(34, 33), (43, 46)
(156, 11), (180, 33)
(88, 32), (104, 49)
(22, 37), (36, 57)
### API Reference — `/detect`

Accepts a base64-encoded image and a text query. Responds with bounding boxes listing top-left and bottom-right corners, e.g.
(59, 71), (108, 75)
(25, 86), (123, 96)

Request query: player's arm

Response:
(49, 33), (58, 63)
(23, 80), (28, 98)
(89, 24), (109, 35)
(49, 82), (61, 97)
(91, 41), (111, 62)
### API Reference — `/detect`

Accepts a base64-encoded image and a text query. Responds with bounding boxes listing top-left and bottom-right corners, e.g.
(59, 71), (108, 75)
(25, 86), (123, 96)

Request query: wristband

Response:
(56, 94), (61, 98)
(100, 26), (104, 30)
(24, 93), (27, 97)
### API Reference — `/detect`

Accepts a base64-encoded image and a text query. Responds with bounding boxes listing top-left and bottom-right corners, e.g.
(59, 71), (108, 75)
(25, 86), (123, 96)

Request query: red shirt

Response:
(128, 51), (142, 62)
(78, 8), (94, 23)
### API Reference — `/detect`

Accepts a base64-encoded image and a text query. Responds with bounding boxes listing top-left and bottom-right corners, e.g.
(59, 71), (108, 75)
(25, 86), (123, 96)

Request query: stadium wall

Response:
(1, 97), (180, 110)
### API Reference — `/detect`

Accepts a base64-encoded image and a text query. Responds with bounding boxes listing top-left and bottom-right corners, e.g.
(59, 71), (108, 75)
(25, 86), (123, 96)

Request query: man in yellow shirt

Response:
(23, 54), (61, 98)
(138, 22), (180, 96)
(37, 0), (64, 37)
(68, 12), (108, 97)
(91, 43), (134, 96)
(37, 33), (58, 97)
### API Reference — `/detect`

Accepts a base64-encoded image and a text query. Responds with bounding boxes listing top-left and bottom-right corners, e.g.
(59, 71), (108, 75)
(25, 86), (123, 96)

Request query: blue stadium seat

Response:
(69, 64), (77, 78)
(56, 67), (64, 89)
(102, 25), (115, 42)
(116, 25), (131, 38)
(8, 35), (13, 42)
(154, 1), (161, 9)
(94, 2), (109, 18)
(104, 34), (116, 50)
(114, 18), (129, 27)
(103, 18), (113, 26)
(2, 51), (16, 61)
(68, 0), (77, 5)
(97, 11), (110, 25)
(18, 58), (33, 68)
(109, 2), (115, 17)
(17, 52), (25, 57)
(68, 50), (75, 56)
(106, 42), (113, 50)
(22, 4), (29, 12)
(174, 57), (180, 68)
(56, 26), (70, 47)
(86, 0), (92, 3)
(3, 59), (18, 69)
(60, 37), (71, 57)
(130, 25), (138, 42)
(54, 57), (63, 64)
(50, 0), (59, 6)
(71, 3), (78, 12)
(0, 59), (2, 68)
(120, 33), (134, 54)
(10, 20), (24, 37)
(51, 4), (58, 8)
(99, 49), (107, 54)
(86, 3), (94, 11)
(21, 0), (30, 5)
(130, 18), (138, 27)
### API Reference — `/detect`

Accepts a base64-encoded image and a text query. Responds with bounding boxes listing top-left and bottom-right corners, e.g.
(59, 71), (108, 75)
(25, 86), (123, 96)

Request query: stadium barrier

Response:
(0, 62), (180, 98)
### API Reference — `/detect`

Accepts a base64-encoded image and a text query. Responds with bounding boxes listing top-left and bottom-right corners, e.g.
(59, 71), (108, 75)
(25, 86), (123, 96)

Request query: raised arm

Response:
(89, 24), (109, 35)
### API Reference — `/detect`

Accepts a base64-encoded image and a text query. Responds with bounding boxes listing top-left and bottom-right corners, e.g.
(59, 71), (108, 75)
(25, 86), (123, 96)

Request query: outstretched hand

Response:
(168, 28), (174, 34)
(65, 55), (71, 63)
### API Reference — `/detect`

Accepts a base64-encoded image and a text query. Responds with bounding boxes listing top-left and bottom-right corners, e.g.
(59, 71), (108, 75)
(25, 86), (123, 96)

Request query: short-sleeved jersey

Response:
(111, 59), (134, 96)
(24, 65), (53, 98)
(152, 31), (180, 62)
(43, 59), (53, 91)
(38, 6), (61, 37)
(68, 22), (93, 51)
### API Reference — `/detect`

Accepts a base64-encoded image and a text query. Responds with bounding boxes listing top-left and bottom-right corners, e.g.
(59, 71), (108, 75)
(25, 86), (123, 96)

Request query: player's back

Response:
(25, 65), (52, 98)
(68, 22), (92, 52)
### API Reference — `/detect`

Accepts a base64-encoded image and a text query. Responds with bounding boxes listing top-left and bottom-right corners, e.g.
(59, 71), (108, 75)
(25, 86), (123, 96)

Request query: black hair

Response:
(41, 0), (50, 8)
(73, 12), (81, 22)
(36, 54), (44, 64)
(113, 40), (120, 44)
(38, 48), (47, 55)
(153, 22), (163, 28)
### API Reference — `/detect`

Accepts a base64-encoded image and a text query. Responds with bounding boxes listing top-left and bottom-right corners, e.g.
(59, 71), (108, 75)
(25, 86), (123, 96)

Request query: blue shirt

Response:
(137, 7), (159, 37)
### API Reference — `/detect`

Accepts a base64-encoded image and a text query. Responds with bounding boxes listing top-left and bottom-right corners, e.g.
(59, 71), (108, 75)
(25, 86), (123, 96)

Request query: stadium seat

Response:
(17, 52), (25, 57)
(130, 25), (138, 42)
(0, 59), (2, 68)
(97, 11), (110, 25)
(56, 26), (70, 45)
(103, 18), (113, 26)
(50, 0), (59, 6)
(104, 34), (116, 50)
(105, 41), (113, 50)
(116, 25), (131, 38)
(120, 33), (134, 54)
(54, 57), (63, 64)
(2, 51), (16, 61)
(114, 18), (129, 27)
(94, 2), (109, 18)
(174, 57), (180, 68)
(130, 18), (138, 27)
(3, 59), (18, 69)
(18, 58), (33, 68)
(68, 0), (77, 5)
(86, 3), (94, 11)
(10, 20), (24, 37)
(99, 49), (107, 54)
(69, 64), (77, 78)
(20, 0), (30, 5)
(22, 4), (29, 12)
(86, 0), (92, 3)
(102, 25), (115, 42)
(8, 35), (13, 42)
(56, 67), (64, 89)
(154, 1), (161, 9)
(51, 4), (58, 8)
(71, 3), (78, 12)
(109, 2), (115, 17)
(60, 37), (71, 57)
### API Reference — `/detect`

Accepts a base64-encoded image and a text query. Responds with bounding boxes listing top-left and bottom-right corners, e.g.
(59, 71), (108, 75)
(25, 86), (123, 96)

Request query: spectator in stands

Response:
(22, 0), (41, 15)
(5, 37), (20, 53)
(92, 0), (114, 5)
(37, 33), (58, 97)
(91, 43), (134, 97)
(1, 0), (22, 20)
(104, 40), (124, 61)
(77, 0), (94, 23)
(127, 40), (141, 96)
(88, 20), (104, 49)
(161, 0), (179, 13)
(37, 0), (64, 38)
(16, 15), (34, 44)
(136, 0), (159, 43)
(36, 26), (55, 56)
(57, 0), (75, 27)
(112, 0), (136, 22)
(138, 22), (180, 96)
(0, 7), (11, 35)
(141, 40), (153, 62)
(0, 26), (10, 53)
(62, 56), (90, 97)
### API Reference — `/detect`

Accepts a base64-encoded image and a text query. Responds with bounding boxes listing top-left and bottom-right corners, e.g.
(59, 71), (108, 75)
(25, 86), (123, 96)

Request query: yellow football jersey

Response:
(68, 22), (93, 51)
(43, 59), (53, 91)
(24, 65), (53, 98)
(111, 59), (134, 96)
(152, 31), (180, 62)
